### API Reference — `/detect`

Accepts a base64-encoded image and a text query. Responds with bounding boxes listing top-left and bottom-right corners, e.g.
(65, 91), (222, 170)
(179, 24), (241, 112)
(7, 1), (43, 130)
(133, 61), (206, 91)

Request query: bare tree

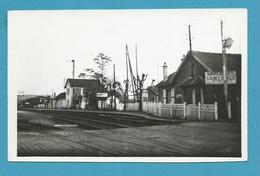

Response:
(80, 53), (112, 86)
(78, 53), (112, 110)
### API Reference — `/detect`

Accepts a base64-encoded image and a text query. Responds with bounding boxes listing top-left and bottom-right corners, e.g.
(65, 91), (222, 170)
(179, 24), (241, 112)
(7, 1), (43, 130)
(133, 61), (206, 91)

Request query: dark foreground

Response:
(17, 109), (241, 157)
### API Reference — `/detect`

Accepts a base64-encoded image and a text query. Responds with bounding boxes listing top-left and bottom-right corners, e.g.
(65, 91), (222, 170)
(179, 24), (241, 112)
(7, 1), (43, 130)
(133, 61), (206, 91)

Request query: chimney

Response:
(163, 62), (168, 81)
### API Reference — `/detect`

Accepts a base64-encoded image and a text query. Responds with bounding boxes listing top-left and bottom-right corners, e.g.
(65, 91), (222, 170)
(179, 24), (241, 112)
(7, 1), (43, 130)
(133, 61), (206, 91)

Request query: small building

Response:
(157, 50), (241, 120)
(156, 64), (176, 104)
(55, 92), (66, 109)
(64, 79), (103, 109)
(21, 96), (50, 108)
(143, 86), (159, 102)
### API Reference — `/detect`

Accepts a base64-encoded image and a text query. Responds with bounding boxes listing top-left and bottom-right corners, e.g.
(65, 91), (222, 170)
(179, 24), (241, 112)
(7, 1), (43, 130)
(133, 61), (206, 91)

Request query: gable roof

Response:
(64, 79), (102, 89)
(169, 50), (241, 85)
(156, 72), (176, 88)
(147, 86), (158, 95)
(192, 51), (241, 73)
(177, 76), (204, 87)
(55, 92), (66, 100)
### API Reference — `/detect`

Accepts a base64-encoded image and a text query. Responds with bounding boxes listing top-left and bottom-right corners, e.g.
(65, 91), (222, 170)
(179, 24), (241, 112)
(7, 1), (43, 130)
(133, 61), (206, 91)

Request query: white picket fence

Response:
(118, 102), (218, 121)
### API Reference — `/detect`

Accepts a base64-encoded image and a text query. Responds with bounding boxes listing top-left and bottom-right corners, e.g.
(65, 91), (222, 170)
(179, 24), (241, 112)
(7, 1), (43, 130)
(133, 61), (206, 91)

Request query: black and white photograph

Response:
(8, 9), (247, 162)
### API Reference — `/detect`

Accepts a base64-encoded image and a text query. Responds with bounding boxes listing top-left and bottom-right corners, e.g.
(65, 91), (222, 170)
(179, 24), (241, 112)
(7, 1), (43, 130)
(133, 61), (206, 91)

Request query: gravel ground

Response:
(17, 110), (241, 157)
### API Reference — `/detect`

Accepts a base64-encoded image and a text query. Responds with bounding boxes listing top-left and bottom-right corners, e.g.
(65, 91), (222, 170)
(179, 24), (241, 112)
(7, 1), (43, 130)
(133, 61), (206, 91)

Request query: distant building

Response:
(64, 79), (103, 109)
(55, 92), (66, 109)
(156, 50), (241, 120)
(17, 94), (39, 108)
(143, 86), (158, 102)
(20, 96), (50, 108)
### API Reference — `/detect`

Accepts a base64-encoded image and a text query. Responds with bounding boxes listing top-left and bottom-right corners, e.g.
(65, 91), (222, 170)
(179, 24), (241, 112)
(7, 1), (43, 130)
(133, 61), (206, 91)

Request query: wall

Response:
(56, 99), (66, 109)
(65, 82), (73, 108)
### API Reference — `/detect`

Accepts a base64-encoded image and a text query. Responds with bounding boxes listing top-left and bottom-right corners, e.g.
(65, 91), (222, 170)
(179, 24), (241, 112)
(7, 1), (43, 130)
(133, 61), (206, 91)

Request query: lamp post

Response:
(221, 21), (233, 118)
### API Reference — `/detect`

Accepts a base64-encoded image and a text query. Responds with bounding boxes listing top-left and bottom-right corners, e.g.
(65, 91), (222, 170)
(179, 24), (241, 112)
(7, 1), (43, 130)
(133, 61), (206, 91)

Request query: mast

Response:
(113, 64), (116, 110)
(124, 44), (129, 110)
(135, 43), (139, 78)
(126, 45), (137, 102)
(188, 25), (192, 51)
(135, 43), (139, 101)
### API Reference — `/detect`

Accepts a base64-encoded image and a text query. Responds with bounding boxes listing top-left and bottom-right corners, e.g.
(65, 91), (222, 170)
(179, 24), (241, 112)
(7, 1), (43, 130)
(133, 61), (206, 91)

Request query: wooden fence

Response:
(118, 102), (218, 121)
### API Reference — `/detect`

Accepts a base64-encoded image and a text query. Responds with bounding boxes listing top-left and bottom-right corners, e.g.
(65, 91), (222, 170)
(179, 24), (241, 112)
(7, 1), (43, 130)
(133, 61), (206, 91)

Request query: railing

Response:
(117, 102), (218, 121)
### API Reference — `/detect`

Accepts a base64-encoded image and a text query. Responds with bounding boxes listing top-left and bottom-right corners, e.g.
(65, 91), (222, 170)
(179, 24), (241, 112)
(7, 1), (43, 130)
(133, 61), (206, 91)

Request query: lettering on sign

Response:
(96, 93), (108, 98)
(205, 71), (236, 85)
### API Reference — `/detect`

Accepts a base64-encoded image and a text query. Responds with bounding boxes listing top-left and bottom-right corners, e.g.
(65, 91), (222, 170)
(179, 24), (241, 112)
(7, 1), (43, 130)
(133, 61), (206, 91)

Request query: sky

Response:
(8, 9), (247, 96)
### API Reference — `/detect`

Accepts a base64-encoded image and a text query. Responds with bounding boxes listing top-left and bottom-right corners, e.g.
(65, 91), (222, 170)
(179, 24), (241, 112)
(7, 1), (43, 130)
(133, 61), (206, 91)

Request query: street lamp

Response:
(222, 37), (233, 119)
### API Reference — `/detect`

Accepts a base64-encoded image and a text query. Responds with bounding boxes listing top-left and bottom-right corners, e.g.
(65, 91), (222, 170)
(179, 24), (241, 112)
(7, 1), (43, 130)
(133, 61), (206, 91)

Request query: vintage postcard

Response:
(8, 9), (247, 162)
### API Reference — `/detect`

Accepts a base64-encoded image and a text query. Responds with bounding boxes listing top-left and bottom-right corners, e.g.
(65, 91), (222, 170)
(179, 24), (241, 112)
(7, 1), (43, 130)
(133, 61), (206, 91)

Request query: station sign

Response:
(96, 93), (108, 98)
(205, 71), (236, 85)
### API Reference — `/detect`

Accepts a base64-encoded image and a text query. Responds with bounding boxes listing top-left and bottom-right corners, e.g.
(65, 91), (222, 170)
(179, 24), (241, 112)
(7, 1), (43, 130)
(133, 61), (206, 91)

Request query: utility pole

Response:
(71, 59), (75, 79)
(188, 24), (192, 51)
(135, 43), (139, 78)
(124, 45), (129, 111)
(113, 64), (116, 110)
(110, 83), (113, 109)
(135, 43), (139, 102)
(139, 74), (147, 112)
(126, 45), (137, 102)
(221, 20), (228, 118)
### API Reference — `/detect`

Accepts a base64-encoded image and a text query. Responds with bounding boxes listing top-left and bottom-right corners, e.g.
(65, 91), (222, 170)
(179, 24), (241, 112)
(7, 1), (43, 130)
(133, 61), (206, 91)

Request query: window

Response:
(67, 88), (70, 95)
(74, 88), (81, 97)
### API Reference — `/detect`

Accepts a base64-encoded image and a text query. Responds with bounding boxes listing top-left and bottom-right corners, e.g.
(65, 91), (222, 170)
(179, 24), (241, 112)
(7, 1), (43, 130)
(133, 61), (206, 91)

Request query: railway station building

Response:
(64, 79), (104, 109)
(156, 50), (241, 120)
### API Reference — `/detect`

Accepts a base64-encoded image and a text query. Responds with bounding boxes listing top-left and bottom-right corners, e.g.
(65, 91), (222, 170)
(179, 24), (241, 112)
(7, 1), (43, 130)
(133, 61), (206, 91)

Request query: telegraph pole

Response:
(124, 45), (129, 111)
(135, 43), (139, 78)
(188, 25), (192, 51)
(113, 64), (116, 110)
(139, 74), (147, 112)
(221, 20), (228, 119)
(71, 59), (75, 79)
(135, 43), (139, 102)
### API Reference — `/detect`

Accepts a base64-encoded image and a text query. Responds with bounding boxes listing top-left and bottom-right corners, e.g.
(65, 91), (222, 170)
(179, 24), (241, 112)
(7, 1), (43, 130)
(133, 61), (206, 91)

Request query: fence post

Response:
(183, 102), (186, 119)
(228, 101), (232, 119)
(153, 102), (156, 115)
(214, 102), (218, 120)
(158, 102), (162, 116)
(198, 102), (201, 120)
(170, 103), (173, 118)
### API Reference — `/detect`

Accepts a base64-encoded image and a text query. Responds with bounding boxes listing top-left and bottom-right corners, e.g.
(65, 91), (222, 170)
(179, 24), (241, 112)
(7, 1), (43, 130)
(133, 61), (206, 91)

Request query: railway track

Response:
(31, 110), (177, 130)
(18, 110), (241, 157)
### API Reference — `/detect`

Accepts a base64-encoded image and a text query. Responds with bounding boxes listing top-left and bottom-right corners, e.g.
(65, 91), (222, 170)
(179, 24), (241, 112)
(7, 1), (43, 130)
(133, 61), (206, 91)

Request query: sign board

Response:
(96, 93), (108, 98)
(205, 71), (237, 85)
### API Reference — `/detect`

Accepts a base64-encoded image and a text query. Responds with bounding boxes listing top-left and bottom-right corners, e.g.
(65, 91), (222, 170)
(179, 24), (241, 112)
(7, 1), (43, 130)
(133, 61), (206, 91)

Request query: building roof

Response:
(192, 51), (241, 73)
(156, 72), (176, 88)
(147, 86), (158, 95)
(55, 92), (66, 100)
(177, 76), (204, 87)
(17, 95), (39, 104)
(169, 50), (241, 85)
(64, 79), (102, 90)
